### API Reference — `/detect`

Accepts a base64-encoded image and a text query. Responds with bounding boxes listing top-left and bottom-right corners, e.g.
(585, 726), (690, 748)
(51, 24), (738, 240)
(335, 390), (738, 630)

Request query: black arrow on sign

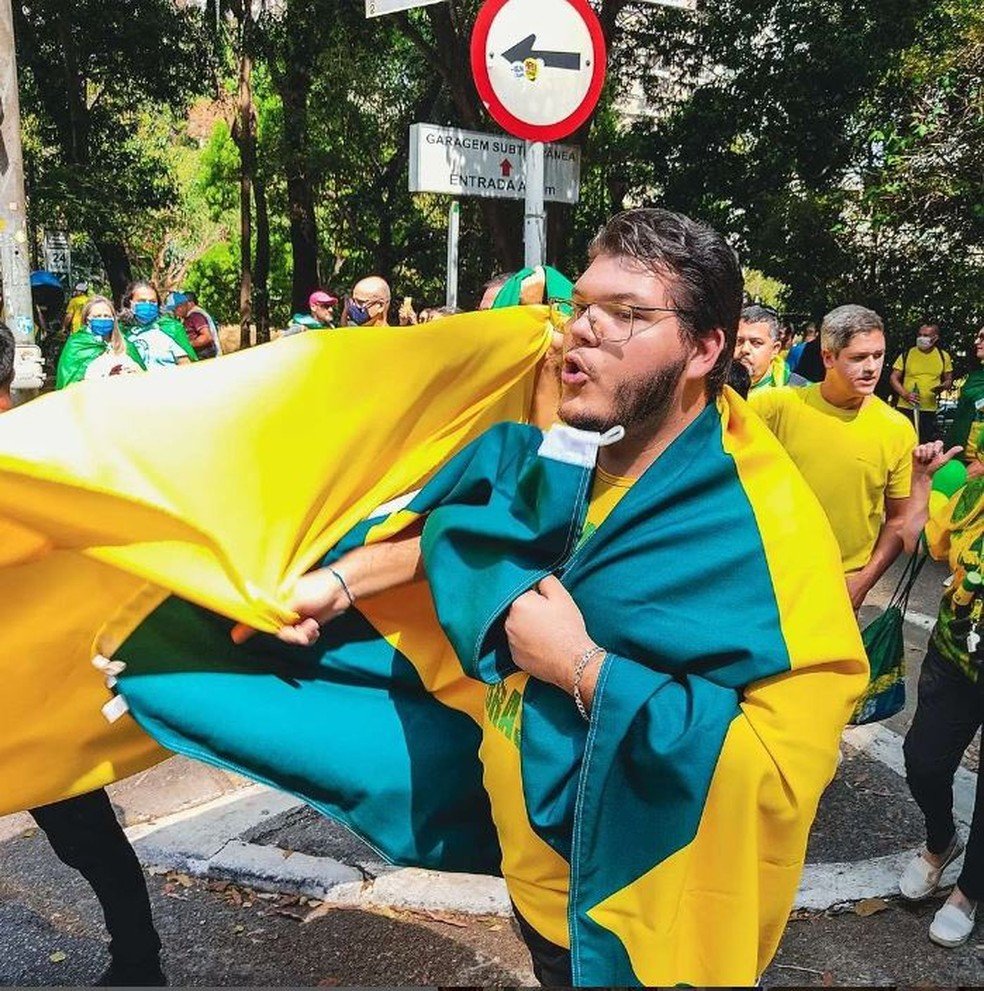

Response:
(500, 34), (582, 71)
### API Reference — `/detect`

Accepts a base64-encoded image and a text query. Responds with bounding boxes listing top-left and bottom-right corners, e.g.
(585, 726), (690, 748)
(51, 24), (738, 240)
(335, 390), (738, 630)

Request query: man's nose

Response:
(568, 308), (598, 346)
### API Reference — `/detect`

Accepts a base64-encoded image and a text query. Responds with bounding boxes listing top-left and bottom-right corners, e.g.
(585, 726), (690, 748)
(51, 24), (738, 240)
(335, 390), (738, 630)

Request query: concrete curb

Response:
(121, 723), (975, 919)
(128, 786), (511, 916)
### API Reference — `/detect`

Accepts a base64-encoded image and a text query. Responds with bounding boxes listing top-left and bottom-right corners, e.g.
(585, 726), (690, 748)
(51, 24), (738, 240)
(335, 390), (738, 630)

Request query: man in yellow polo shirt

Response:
(890, 322), (953, 444)
(751, 304), (917, 609)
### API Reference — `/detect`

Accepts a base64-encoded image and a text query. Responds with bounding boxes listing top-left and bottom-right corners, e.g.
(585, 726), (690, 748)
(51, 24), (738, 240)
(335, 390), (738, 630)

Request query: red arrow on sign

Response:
(500, 158), (513, 177)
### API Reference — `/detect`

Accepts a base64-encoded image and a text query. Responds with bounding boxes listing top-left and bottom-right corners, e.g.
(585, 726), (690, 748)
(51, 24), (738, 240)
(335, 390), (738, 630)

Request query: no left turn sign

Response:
(470, 0), (607, 143)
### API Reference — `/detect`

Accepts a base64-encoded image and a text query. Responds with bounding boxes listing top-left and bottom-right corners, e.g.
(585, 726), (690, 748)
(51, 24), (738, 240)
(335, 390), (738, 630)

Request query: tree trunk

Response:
(54, 7), (87, 168)
(253, 171), (270, 343)
(275, 58), (319, 315)
(235, 48), (254, 349)
(93, 239), (133, 305)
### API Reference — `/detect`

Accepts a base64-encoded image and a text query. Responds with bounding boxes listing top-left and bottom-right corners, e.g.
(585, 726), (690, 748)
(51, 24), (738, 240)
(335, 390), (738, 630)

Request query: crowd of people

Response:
(2, 206), (984, 985)
(40, 267), (536, 392)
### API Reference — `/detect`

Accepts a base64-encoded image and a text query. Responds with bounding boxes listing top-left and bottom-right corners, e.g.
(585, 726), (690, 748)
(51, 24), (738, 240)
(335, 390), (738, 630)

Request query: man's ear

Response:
(685, 327), (726, 384)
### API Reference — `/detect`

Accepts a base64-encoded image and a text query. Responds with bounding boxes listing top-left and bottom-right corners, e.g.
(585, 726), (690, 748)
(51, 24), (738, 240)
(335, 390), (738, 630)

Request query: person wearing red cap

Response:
(285, 290), (338, 336)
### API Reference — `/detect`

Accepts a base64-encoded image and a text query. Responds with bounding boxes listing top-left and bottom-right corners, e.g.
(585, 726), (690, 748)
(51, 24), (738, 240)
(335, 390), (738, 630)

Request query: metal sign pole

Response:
(524, 140), (546, 268)
(0, 0), (35, 344)
(446, 199), (460, 310)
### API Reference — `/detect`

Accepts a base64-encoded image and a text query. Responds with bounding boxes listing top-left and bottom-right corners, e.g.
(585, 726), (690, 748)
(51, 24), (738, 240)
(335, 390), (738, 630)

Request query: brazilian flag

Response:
(0, 307), (866, 985)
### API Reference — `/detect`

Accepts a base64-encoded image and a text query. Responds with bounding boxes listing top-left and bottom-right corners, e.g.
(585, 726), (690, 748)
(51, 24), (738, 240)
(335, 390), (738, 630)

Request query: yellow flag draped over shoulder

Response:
(0, 309), (551, 814)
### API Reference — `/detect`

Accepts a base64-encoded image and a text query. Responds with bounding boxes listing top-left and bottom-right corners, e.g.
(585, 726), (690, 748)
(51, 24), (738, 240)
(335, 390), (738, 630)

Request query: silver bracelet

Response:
(329, 567), (356, 608)
(573, 645), (606, 721)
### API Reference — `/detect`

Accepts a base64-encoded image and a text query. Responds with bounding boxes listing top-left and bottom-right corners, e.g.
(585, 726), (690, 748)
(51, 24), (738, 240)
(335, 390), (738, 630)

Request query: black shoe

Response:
(95, 957), (167, 987)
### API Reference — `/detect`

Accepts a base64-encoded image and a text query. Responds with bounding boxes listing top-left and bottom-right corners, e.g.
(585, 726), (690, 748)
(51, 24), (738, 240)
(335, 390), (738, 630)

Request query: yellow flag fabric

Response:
(0, 310), (551, 814)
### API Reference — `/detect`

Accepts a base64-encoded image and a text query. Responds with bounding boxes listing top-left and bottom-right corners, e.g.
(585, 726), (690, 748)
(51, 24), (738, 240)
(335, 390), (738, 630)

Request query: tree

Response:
(622, 0), (981, 349)
(13, 0), (209, 298)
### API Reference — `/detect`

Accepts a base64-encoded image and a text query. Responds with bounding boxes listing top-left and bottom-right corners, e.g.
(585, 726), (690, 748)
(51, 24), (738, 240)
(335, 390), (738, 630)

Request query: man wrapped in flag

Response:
(0, 210), (865, 986)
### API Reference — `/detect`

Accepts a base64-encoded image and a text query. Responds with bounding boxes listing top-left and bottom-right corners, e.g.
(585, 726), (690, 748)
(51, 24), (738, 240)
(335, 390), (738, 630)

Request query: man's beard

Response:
(561, 357), (687, 435)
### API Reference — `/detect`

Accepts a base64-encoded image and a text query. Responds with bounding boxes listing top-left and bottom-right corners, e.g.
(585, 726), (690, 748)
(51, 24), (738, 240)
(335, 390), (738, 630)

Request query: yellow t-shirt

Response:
(65, 294), (89, 333)
(750, 384), (916, 573)
(893, 347), (952, 411)
(480, 466), (634, 947)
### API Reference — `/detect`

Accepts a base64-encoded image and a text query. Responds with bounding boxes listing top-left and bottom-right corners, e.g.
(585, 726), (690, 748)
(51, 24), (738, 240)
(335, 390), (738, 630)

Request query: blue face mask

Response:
(133, 301), (159, 325)
(88, 317), (115, 339)
(346, 300), (372, 326)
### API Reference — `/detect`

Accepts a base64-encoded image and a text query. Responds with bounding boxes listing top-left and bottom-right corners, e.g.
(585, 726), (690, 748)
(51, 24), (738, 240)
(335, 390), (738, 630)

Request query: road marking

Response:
(904, 610), (937, 632)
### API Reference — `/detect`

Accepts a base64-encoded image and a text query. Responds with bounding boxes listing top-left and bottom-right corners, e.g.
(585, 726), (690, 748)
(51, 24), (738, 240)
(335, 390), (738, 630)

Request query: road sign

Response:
(470, 0), (607, 143)
(408, 124), (580, 204)
(42, 230), (71, 278)
(365, 0), (445, 16)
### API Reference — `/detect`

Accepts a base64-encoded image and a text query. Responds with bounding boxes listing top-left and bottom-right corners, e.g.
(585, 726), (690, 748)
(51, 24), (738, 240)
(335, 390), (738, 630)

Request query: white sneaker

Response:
(929, 901), (977, 948)
(899, 836), (964, 900)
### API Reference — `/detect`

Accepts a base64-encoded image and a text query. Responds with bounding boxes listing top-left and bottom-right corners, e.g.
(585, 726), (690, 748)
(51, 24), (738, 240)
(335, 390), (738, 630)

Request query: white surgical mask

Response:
(916, 336), (934, 350)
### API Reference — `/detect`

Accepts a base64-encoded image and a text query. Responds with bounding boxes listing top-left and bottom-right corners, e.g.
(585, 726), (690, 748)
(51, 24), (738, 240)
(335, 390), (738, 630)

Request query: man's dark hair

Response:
(740, 305), (782, 341)
(589, 208), (743, 396)
(0, 321), (15, 392)
(120, 279), (160, 311)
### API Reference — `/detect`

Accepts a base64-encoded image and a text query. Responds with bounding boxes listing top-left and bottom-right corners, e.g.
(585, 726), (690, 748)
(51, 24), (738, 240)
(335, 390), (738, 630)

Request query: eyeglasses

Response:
(548, 297), (687, 345)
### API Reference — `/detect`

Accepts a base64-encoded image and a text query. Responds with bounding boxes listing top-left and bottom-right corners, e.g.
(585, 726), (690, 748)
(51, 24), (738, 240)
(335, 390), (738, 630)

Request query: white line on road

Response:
(904, 610), (937, 632)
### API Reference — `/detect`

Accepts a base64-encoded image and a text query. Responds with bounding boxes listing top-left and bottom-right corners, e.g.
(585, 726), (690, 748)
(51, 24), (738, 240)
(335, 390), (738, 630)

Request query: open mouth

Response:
(562, 353), (590, 387)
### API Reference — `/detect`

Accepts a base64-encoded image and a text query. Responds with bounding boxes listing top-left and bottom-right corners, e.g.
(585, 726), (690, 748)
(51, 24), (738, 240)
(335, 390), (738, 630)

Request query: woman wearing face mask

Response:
(55, 296), (146, 389)
(121, 280), (197, 371)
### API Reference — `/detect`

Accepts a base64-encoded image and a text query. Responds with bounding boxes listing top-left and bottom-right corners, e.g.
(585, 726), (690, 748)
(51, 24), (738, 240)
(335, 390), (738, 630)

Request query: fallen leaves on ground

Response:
(854, 897), (890, 917)
(48, 951), (66, 964)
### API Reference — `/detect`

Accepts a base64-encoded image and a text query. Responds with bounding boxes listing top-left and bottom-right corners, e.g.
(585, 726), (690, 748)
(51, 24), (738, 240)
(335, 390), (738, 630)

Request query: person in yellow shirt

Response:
(61, 281), (91, 334)
(890, 322), (953, 443)
(750, 304), (917, 609)
(734, 305), (806, 391)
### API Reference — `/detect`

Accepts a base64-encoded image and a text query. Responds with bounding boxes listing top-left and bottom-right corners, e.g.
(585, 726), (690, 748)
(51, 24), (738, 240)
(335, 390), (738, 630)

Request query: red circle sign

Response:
(470, 0), (607, 143)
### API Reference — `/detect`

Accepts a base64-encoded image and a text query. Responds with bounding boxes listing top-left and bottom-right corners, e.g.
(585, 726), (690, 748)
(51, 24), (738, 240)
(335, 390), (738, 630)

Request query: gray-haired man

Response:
(750, 304), (917, 609)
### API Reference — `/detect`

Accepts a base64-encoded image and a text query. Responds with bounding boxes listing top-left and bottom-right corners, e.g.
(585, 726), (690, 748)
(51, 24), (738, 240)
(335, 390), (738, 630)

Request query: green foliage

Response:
(621, 0), (982, 356)
(15, 0), (981, 342)
(15, 0), (214, 289)
(743, 270), (789, 311)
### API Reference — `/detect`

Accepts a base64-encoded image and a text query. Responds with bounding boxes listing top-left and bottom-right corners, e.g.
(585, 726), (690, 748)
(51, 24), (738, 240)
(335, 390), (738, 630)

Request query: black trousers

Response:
(512, 904), (572, 987)
(903, 642), (984, 901)
(29, 789), (162, 967)
(899, 406), (940, 445)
